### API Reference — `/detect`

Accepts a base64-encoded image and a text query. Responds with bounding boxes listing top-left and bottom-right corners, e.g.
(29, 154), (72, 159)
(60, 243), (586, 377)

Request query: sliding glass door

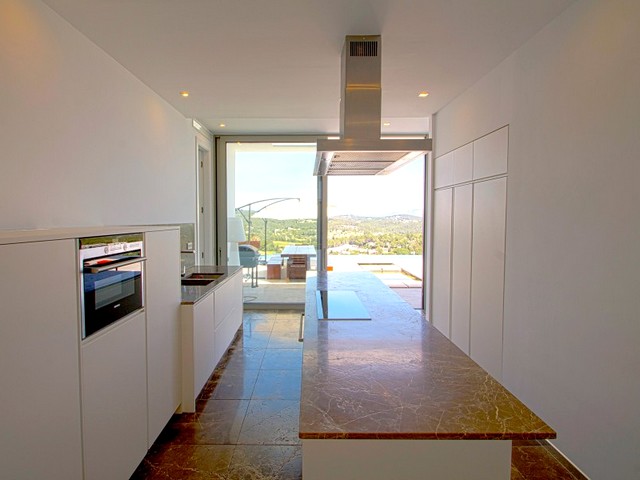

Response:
(325, 158), (425, 308)
(220, 138), (317, 307)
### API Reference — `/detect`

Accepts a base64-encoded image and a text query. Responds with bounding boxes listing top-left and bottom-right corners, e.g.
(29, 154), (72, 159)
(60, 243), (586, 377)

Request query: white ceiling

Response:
(42, 0), (575, 135)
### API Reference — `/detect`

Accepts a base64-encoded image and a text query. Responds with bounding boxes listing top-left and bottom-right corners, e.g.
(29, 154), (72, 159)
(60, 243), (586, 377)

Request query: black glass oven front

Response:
(79, 235), (145, 339)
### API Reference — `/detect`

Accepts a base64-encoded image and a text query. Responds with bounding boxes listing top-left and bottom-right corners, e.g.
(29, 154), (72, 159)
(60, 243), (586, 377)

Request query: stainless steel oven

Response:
(79, 234), (145, 339)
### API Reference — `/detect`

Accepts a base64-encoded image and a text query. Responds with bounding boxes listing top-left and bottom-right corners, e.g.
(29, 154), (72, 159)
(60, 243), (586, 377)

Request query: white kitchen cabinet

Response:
(473, 126), (508, 180)
(433, 150), (454, 188)
(453, 143), (474, 185)
(0, 239), (83, 480)
(144, 228), (181, 446)
(181, 293), (215, 412)
(432, 188), (453, 337)
(81, 310), (147, 480)
(450, 184), (473, 354)
(213, 269), (243, 367)
(432, 128), (508, 380)
(181, 268), (243, 412)
(470, 177), (507, 380)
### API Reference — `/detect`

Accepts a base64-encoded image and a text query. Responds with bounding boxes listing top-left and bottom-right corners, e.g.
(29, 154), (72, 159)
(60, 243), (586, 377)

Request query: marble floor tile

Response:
(267, 330), (303, 349)
(511, 441), (583, 479)
(211, 368), (260, 400)
(260, 348), (303, 370)
(252, 369), (302, 400)
(223, 347), (267, 371)
(156, 400), (249, 445)
(238, 399), (301, 446)
(130, 444), (234, 480)
(229, 445), (302, 480)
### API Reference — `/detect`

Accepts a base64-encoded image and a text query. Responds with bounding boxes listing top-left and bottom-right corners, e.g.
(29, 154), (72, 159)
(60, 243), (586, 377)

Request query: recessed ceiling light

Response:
(418, 91), (429, 98)
(219, 123), (226, 128)
(383, 122), (391, 126)
(179, 91), (189, 97)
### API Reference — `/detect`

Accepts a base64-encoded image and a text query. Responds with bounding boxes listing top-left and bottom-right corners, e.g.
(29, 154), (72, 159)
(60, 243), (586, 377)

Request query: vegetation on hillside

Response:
(238, 213), (423, 257)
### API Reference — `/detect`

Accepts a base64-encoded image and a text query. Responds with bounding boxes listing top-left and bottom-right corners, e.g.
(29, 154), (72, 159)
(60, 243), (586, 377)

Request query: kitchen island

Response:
(300, 271), (555, 479)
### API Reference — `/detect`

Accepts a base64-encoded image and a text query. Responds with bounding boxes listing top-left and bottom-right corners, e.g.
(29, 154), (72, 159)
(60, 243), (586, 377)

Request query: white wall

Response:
(0, 0), (195, 230)
(433, 0), (640, 478)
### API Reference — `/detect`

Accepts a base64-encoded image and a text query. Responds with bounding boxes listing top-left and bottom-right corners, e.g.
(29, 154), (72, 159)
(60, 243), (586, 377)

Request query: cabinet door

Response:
(453, 143), (473, 185)
(434, 151), (454, 188)
(451, 184), (473, 354)
(432, 188), (453, 336)
(470, 178), (507, 380)
(0, 240), (83, 480)
(145, 229), (181, 445)
(473, 126), (508, 180)
(213, 270), (243, 366)
(181, 293), (216, 412)
(81, 311), (147, 480)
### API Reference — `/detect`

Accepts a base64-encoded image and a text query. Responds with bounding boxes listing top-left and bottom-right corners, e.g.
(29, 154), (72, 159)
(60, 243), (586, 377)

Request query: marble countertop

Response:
(0, 225), (179, 245)
(180, 265), (242, 304)
(299, 270), (556, 441)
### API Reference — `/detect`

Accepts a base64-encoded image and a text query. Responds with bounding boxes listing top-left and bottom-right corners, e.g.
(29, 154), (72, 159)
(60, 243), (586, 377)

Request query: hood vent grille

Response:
(314, 35), (431, 176)
(350, 40), (378, 57)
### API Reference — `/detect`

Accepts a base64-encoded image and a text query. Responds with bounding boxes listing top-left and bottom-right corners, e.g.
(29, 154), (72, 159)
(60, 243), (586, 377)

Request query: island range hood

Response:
(314, 35), (432, 176)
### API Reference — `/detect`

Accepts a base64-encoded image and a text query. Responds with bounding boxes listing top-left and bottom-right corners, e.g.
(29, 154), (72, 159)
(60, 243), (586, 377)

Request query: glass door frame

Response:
(215, 135), (321, 267)
(215, 133), (428, 312)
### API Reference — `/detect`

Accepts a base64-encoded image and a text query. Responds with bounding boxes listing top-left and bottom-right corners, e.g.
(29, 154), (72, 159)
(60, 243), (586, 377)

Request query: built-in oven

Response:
(79, 234), (145, 339)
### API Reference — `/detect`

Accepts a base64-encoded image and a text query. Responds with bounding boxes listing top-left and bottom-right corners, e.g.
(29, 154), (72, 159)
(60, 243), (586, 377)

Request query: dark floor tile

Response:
(252, 369), (302, 400)
(244, 312), (276, 332)
(229, 445), (302, 480)
(261, 348), (303, 370)
(223, 347), (266, 371)
(267, 330), (303, 349)
(237, 399), (301, 446)
(238, 329), (272, 349)
(511, 443), (580, 480)
(212, 368), (260, 400)
(155, 400), (249, 446)
(130, 444), (233, 479)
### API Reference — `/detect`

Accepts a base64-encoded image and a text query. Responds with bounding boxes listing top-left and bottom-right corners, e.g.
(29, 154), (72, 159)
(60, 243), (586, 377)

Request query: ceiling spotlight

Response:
(179, 91), (189, 97)
(418, 91), (429, 98)
(383, 122), (391, 126)
(219, 123), (226, 128)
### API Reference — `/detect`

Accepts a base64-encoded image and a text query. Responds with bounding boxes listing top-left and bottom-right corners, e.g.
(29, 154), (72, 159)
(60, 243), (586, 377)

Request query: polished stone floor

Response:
(131, 310), (585, 479)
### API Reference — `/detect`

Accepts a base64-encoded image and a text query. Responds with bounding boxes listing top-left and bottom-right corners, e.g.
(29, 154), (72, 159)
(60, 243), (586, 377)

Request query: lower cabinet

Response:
(81, 311), (148, 480)
(181, 269), (243, 412)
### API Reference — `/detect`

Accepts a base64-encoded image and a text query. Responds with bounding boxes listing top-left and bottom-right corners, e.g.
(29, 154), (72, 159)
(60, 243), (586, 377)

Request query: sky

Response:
(233, 150), (424, 219)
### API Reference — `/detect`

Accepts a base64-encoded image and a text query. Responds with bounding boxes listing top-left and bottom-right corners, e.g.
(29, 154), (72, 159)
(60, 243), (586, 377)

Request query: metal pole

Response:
(263, 218), (268, 264)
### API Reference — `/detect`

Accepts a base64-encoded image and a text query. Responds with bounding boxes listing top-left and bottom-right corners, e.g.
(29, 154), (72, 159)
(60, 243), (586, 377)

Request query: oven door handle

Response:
(87, 256), (147, 273)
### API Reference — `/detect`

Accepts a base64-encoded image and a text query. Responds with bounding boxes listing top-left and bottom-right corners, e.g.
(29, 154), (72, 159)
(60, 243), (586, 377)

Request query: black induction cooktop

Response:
(315, 290), (371, 320)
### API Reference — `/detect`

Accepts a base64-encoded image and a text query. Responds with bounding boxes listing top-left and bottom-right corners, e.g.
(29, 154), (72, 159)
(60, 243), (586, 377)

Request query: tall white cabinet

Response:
(0, 239), (83, 480)
(432, 126), (508, 380)
(145, 229), (182, 445)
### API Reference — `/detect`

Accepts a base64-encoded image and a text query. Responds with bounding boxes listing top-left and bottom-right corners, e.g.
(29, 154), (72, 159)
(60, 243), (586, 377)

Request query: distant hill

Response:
(238, 214), (423, 256)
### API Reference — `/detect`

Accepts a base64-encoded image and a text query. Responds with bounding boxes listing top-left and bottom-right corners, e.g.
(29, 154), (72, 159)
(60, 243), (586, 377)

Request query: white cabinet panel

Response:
(453, 143), (474, 185)
(181, 293), (215, 412)
(473, 126), (508, 180)
(0, 240), (83, 480)
(470, 178), (507, 380)
(432, 188), (453, 336)
(451, 185), (473, 354)
(213, 271), (243, 367)
(434, 151), (454, 188)
(81, 311), (147, 480)
(145, 229), (181, 446)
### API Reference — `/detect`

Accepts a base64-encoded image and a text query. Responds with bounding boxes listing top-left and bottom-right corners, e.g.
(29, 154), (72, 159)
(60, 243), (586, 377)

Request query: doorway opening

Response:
(222, 140), (317, 308)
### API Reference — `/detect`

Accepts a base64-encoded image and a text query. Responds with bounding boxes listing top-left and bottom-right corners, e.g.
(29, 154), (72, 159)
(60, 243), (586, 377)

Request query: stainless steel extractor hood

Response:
(314, 35), (432, 176)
